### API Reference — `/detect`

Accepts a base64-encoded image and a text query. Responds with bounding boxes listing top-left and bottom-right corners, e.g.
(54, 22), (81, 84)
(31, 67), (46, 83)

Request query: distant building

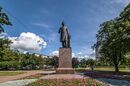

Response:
(34, 53), (50, 58)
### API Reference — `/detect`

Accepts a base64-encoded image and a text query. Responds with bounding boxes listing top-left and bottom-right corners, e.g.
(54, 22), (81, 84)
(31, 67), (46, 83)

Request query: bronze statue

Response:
(58, 22), (71, 48)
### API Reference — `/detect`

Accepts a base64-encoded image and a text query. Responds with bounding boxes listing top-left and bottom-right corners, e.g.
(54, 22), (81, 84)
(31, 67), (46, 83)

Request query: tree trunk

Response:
(114, 64), (119, 72)
(91, 66), (94, 71)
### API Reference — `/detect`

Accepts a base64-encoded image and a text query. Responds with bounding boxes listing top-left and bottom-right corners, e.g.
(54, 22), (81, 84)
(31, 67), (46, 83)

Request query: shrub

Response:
(0, 61), (20, 70)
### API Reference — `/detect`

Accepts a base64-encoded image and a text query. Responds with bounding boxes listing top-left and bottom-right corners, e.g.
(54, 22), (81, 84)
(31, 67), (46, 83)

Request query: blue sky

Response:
(0, 0), (129, 58)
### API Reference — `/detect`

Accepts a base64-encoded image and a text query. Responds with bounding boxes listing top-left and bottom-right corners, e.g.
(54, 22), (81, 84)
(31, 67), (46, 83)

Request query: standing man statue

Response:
(58, 21), (71, 48)
(57, 21), (74, 74)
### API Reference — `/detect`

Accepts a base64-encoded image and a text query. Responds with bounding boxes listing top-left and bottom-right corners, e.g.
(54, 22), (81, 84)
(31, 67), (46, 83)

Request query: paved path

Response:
(0, 71), (55, 83)
(41, 74), (86, 79)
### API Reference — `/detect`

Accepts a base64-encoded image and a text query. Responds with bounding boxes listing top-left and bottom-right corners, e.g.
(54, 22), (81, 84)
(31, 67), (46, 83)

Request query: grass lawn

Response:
(26, 79), (106, 86)
(95, 67), (130, 72)
(94, 67), (114, 71)
(0, 71), (25, 76)
(75, 67), (130, 72)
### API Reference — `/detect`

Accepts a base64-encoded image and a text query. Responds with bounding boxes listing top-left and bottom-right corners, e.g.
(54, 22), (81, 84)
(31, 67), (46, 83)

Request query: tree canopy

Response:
(0, 7), (12, 33)
(94, 3), (130, 72)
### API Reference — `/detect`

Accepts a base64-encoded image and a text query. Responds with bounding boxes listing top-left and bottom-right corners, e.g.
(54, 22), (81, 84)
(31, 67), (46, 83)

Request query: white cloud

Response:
(49, 49), (96, 60)
(72, 53), (75, 57)
(50, 50), (59, 56)
(74, 47), (96, 59)
(76, 52), (89, 59)
(0, 33), (8, 38)
(9, 32), (47, 52)
(50, 50), (75, 57)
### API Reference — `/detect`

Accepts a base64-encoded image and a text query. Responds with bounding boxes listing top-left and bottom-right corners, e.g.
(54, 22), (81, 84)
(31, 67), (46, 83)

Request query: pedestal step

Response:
(56, 68), (74, 74)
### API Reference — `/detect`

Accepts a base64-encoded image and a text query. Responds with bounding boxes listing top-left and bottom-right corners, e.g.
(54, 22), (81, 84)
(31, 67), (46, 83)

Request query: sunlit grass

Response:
(75, 67), (130, 72)
(94, 67), (114, 71)
(0, 71), (25, 76)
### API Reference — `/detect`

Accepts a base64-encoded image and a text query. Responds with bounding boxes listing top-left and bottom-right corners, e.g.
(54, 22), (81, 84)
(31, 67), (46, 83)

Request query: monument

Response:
(56, 22), (74, 74)
(41, 22), (84, 79)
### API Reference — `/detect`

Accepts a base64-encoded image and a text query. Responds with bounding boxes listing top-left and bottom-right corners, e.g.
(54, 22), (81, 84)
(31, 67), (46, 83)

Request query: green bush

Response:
(0, 61), (20, 70)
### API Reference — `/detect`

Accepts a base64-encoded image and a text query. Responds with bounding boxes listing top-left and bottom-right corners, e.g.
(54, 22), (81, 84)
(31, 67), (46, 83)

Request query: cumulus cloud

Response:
(9, 32), (47, 52)
(0, 33), (8, 38)
(49, 50), (96, 60)
(50, 50), (75, 57)
(50, 50), (59, 56)
(76, 52), (89, 58)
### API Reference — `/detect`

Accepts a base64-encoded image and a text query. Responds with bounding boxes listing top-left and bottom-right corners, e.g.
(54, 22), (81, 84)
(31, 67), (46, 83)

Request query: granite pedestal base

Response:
(56, 68), (74, 74)
(56, 48), (74, 74)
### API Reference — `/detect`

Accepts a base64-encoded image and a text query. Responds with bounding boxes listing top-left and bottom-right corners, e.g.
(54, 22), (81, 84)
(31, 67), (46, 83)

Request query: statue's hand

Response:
(58, 28), (61, 33)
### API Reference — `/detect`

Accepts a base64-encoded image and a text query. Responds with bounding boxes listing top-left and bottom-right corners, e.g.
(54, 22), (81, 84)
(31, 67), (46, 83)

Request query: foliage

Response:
(0, 38), (13, 61)
(94, 3), (130, 72)
(72, 57), (79, 68)
(0, 38), (46, 70)
(0, 71), (25, 76)
(0, 61), (20, 70)
(79, 58), (87, 68)
(0, 7), (12, 33)
(86, 59), (95, 71)
(49, 56), (59, 68)
(0, 6), (55, 70)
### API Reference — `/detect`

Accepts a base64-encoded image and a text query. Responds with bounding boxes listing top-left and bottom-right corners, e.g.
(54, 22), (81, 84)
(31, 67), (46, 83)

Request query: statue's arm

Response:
(58, 28), (61, 33)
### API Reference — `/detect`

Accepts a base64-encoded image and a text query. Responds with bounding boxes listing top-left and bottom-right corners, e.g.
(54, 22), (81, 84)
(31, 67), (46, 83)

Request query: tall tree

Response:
(0, 39), (12, 61)
(86, 59), (95, 71)
(94, 3), (130, 72)
(50, 56), (59, 68)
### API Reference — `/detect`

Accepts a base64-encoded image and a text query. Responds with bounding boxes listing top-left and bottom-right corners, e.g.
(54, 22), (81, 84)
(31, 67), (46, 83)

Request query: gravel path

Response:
(0, 71), (55, 83)
(0, 79), (37, 86)
(40, 74), (85, 79)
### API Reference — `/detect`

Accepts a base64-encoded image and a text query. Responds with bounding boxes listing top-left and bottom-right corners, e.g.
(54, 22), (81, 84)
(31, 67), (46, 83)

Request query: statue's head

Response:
(61, 21), (65, 26)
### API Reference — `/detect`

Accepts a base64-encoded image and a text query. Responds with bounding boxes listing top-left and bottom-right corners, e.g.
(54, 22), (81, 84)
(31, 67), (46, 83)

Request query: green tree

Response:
(0, 7), (12, 33)
(94, 3), (130, 72)
(79, 58), (87, 68)
(0, 39), (12, 61)
(86, 59), (95, 71)
(50, 56), (59, 68)
(72, 57), (79, 68)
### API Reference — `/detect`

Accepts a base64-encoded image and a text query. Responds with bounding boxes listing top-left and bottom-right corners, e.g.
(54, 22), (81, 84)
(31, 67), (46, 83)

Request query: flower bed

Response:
(27, 78), (107, 86)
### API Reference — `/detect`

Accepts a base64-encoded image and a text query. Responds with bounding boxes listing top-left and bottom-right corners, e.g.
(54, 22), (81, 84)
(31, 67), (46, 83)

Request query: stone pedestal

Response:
(56, 48), (74, 74)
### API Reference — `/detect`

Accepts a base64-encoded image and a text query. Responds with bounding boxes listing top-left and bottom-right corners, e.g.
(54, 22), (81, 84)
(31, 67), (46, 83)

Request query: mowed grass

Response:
(95, 67), (130, 72)
(0, 71), (25, 76)
(75, 67), (130, 72)
(94, 67), (114, 71)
